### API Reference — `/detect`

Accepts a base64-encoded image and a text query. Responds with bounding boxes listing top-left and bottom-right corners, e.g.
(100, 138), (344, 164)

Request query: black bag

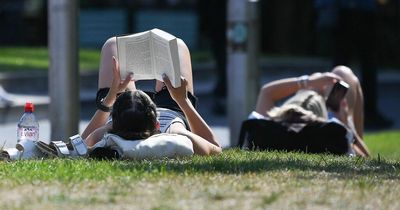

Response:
(237, 119), (350, 155)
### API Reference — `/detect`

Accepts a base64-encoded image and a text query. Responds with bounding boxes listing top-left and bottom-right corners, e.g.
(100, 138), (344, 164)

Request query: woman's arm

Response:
(85, 123), (112, 147)
(255, 72), (340, 115)
(82, 57), (132, 139)
(255, 77), (302, 115)
(81, 110), (111, 139)
(163, 75), (222, 155)
(169, 123), (222, 155)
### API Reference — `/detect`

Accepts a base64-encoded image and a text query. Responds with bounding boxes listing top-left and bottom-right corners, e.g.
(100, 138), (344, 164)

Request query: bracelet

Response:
(297, 75), (309, 89)
(96, 98), (112, 112)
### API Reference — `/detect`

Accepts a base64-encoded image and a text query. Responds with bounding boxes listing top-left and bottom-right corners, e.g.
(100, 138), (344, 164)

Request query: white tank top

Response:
(157, 108), (186, 133)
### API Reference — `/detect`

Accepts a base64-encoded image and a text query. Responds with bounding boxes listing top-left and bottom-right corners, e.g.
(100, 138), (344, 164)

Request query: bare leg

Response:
(82, 37), (136, 139)
(102, 37), (192, 94)
(332, 65), (364, 138)
(98, 37), (136, 90)
(155, 38), (194, 94)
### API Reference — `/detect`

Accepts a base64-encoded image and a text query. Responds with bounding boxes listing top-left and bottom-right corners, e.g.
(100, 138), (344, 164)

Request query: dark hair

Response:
(109, 90), (158, 140)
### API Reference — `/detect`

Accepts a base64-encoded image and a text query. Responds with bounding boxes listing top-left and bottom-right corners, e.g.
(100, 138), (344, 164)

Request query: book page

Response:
(151, 29), (181, 87)
(153, 37), (173, 80)
(117, 32), (154, 80)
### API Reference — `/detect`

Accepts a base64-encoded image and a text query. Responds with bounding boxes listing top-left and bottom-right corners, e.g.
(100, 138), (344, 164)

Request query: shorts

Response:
(143, 87), (198, 116)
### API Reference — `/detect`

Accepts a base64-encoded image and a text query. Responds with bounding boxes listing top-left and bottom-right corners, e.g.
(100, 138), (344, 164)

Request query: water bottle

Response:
(17, 102), (39, 143)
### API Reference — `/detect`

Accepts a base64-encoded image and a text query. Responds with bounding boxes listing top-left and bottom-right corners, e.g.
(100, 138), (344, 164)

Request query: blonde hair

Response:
(268, 90), (328, 123)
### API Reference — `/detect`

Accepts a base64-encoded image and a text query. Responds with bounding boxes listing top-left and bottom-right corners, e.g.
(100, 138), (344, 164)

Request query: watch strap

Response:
(96, 98), (112, 112)
(96, 88), (112, 112)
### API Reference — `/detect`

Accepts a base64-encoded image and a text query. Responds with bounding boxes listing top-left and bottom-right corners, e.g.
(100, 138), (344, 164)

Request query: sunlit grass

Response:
(0, 47), (100, 72)
(0, 47), (212, 73)
(365, 130), (400, 160)
(0, 130), (399, 209)
(0, 147), (399, 209)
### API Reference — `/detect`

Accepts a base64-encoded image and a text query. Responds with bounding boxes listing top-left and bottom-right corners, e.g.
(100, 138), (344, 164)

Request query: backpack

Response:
(237, 119), (350, 155)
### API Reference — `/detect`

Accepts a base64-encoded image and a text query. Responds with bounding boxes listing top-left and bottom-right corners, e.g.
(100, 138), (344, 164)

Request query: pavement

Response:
(1, 57), (400, 149)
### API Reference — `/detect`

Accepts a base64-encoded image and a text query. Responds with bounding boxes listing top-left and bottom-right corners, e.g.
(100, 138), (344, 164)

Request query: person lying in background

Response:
(255, 65), (370, 157)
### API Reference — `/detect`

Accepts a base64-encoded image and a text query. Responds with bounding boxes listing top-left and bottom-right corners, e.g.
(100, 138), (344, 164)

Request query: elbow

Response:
(256, 85), (274, 114)
(212, 146), (223, 155)
(195, 145), (223, 156)
(206, 146), (222, 156)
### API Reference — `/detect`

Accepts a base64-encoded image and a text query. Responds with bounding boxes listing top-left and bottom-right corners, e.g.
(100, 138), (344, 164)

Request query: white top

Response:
(157, 108), (186, 133)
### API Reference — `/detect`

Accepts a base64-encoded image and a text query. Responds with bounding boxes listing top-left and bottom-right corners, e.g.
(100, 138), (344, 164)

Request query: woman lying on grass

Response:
(255, 66), (370, 157)
(81, 37), (222, 156)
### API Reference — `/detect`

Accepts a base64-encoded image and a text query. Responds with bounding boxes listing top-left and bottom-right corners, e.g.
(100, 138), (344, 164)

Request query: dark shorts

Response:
(96, 87), (198, 117)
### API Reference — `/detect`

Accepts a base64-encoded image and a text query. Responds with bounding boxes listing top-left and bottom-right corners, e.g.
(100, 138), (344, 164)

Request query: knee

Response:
(177, 38), (190, 55)
(101, 37), (117, 54)
(332, 65), (360, 86)
(259, 83), (271, 96)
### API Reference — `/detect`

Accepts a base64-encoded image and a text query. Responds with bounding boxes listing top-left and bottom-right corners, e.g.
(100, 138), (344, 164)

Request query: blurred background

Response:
(1, 0), (400, 63)
(1, 0), (400, 145)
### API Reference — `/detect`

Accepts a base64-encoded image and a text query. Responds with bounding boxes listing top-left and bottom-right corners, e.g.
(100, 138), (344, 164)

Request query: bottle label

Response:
(17, 127), (39, 141)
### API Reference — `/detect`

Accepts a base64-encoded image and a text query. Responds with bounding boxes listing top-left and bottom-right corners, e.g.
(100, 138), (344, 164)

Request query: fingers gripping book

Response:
(116, 28), (182, 87)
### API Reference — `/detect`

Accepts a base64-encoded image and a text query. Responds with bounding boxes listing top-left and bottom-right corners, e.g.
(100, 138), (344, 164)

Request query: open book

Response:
(116, 28), (181, 87)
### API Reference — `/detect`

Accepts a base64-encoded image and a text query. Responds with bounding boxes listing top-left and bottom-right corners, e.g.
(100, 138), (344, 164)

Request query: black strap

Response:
(96, 88), (112, 112)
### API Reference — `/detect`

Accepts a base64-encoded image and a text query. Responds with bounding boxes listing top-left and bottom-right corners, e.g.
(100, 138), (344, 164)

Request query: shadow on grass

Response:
(112, 149), (400, 180)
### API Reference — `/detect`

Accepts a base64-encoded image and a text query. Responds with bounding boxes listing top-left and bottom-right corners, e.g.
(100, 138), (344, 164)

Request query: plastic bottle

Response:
(17, 102), (39, 143)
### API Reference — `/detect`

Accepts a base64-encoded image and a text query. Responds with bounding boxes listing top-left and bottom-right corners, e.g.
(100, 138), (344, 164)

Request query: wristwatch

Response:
(96, 98), (112, 112)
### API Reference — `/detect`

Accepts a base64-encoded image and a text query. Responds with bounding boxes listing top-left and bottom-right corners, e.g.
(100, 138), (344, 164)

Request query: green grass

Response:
(0, 131), (399, 209)
(0, 47), (212, 73)
(365, 130), (400, 160)
(0, 47), (100, 72)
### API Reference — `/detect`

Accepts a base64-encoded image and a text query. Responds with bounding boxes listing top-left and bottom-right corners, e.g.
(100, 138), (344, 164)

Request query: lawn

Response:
(0, 47), (100, 72)
(0, 47), (211, 72)
(0, 130), (399, 209)
(364, 130), (400, 160)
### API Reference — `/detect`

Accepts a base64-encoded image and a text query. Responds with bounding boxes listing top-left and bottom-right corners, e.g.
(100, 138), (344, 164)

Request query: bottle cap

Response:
(24, 102), (34, 112)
